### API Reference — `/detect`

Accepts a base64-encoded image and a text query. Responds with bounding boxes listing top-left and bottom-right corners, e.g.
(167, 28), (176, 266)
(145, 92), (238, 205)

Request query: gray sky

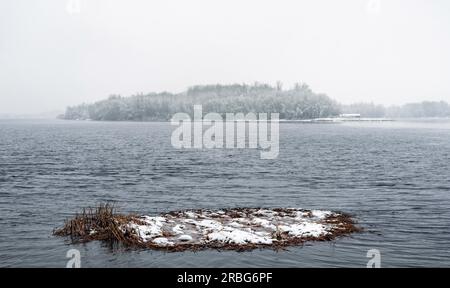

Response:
(1, 0), (450, 114)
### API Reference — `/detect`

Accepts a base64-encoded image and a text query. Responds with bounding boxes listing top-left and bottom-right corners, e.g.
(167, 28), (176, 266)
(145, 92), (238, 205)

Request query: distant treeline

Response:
(61, 83), (450, 121)
(342, 101), (450, 118)
(62, 83), (341, 121)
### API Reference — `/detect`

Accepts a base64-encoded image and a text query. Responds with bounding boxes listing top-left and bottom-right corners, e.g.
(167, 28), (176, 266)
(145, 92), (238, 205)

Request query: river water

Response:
(0, 119), (449, 267)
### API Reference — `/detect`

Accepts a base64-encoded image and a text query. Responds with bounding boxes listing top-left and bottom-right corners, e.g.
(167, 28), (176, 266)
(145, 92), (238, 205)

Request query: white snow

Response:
(183, 211), (197, 218)
(279, 223), (327, 237)
(172, 224), (185, 235)
(251, 218), (277, 230)
(310, 210), (332, 219)
(229, 222), (244, 228)
(178, 235), (193, 242)
(152, 237), (174, 246)
(120, 208), (347, 248)
(127, 216), (165, 241)
(207, 228), (273, 245)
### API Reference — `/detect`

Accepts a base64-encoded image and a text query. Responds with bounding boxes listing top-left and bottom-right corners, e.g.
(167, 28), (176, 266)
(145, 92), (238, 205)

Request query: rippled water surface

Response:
(1, 119), (450, 267)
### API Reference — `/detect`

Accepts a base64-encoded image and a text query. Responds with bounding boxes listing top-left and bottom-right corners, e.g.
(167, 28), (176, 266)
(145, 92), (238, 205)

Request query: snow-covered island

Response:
(54, 205), (360, 251)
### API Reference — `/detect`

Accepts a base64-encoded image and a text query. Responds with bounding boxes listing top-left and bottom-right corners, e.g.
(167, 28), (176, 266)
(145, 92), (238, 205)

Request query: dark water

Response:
(1, 119), (450, 267)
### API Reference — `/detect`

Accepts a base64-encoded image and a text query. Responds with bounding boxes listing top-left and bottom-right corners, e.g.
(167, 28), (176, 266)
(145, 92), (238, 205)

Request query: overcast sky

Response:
(1, 0), (450, 114)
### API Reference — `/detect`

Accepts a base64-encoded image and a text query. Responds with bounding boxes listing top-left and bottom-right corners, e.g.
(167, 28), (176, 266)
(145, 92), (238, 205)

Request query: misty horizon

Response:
(1, 0), (450, 115)
(1, 81), (450, 118)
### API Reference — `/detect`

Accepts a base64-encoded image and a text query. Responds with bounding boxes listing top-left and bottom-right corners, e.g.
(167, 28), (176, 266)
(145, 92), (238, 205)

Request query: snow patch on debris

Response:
(207, 228), (273, 245)
(123, 208), (350, 248)
(152, 237), (174, 246)
(127, 216), (166, 241)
